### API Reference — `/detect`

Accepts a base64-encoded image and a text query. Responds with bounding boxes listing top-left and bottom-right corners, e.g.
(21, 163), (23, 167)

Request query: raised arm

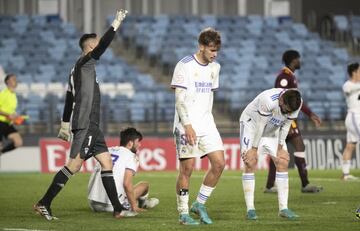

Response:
(91, 9), (127, 60)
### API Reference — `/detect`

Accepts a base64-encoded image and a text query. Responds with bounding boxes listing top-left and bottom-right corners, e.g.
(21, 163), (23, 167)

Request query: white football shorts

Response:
(174, 127), (224, 159)
(240, 121), (286, 158)
(345, 112), (360, 143)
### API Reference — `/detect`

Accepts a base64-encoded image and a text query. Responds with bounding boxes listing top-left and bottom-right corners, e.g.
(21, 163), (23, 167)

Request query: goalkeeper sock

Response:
(177, 189), (189, 215)
(39, 166), (73, 207)
(242, 173), (255, 211)
(1, 139), (15, 153)
(342, 160), (351, 175)
(276, 172), (289, 211)
(101, 170), (124, 212)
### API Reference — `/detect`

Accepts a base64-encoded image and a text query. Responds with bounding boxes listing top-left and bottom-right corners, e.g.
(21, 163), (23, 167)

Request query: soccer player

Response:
(340, 62), (360, 181)
(33, 9), (128, 220)
(171, 28), (225, 225)
(0, 74), (23, 155)
(88, 127), (159, 214)
(240, 88), (302, 220)
(264, 50), (323, 193)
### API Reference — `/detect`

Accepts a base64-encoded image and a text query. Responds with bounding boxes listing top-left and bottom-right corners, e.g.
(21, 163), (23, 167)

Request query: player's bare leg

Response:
(341, 143), (359, 180)
(1, 132), (23, 154)
(134, 181), (159, 209)
(177, 158), (199, 225)
(190, 150), (225, 224)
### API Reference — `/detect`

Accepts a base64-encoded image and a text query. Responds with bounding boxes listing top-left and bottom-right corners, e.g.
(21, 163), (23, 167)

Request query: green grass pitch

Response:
(0, 170), (359, 231)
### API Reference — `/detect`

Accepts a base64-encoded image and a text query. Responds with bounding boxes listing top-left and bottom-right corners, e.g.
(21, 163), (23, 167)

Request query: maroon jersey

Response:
(274, 67), (312, 117)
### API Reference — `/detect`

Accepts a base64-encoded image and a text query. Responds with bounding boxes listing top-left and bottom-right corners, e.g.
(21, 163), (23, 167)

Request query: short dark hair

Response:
(282, 89), (302, 112)
(282, 50), (300, 66)
(4, 73), (15, 84)
(79, 33), (97, 50)
(120, 127), (143, 146)
(198, 27), (221, 49)
(347, 62), (360, 77)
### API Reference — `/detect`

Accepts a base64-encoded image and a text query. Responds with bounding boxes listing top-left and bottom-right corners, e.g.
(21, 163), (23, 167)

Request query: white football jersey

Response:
(171, 55), (221, 136)
(343, 80), (360, 113)
(240, 88), (301, 139)
(88, 146), (139, 205)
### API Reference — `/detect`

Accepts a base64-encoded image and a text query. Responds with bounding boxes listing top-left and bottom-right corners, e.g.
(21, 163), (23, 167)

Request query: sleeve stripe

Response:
(257, 110), (272, 117)
(171, 85), (187, 89)
(125, 168), (136, 175)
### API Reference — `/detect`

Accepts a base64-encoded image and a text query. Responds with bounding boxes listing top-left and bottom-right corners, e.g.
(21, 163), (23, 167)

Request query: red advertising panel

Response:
(39, 137), (261, 173)
(36, 135), (360, 172)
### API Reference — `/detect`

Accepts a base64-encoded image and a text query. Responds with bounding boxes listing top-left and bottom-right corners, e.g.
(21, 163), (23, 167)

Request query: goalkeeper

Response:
(34, 10), (129, 220)
(0, 73), (23, 155)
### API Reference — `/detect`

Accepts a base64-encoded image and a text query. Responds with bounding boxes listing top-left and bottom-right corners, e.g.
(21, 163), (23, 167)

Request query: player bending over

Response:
(240, 88), (302, 220)
(264, 50), (322, 193)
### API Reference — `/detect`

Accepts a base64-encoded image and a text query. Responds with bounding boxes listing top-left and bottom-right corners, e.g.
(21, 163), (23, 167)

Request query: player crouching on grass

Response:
(240, 88), (302, 220)
(88, 128), (159, 216)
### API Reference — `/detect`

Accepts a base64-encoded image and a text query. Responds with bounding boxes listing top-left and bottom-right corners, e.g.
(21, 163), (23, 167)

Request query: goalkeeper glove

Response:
(57, 121), (71, 141)
(111, 9), (128, 31)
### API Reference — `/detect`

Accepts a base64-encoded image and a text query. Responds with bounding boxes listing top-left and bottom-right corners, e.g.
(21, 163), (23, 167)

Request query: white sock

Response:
(242, 173), (255, 211)
(139, 193), (149, 201)
(196, 184), (215, 204)
(342, 160), (351, 175)
(177, 191), (189, 215)
(276, 172), (289, 211)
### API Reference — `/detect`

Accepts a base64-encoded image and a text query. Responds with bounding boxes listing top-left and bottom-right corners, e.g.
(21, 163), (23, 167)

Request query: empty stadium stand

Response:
(0, 14), (356, 134)
(0, 14), (175, 134)
(118, 14), (352, 122)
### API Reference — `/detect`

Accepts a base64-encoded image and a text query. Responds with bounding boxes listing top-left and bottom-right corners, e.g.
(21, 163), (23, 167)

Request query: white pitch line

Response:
(142, 174), (359, 182)
(2, 228), (53, 231)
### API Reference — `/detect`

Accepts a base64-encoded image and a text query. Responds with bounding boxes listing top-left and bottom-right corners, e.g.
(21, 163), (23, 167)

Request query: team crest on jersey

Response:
(84, 147), (89, 154)
(174, 74), (184, 84)
(280, 79), (288, 87)
(181, 147), (187, 154)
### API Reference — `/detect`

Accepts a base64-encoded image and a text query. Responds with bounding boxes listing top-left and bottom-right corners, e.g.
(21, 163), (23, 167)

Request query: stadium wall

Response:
(1, 136), (359, 173)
